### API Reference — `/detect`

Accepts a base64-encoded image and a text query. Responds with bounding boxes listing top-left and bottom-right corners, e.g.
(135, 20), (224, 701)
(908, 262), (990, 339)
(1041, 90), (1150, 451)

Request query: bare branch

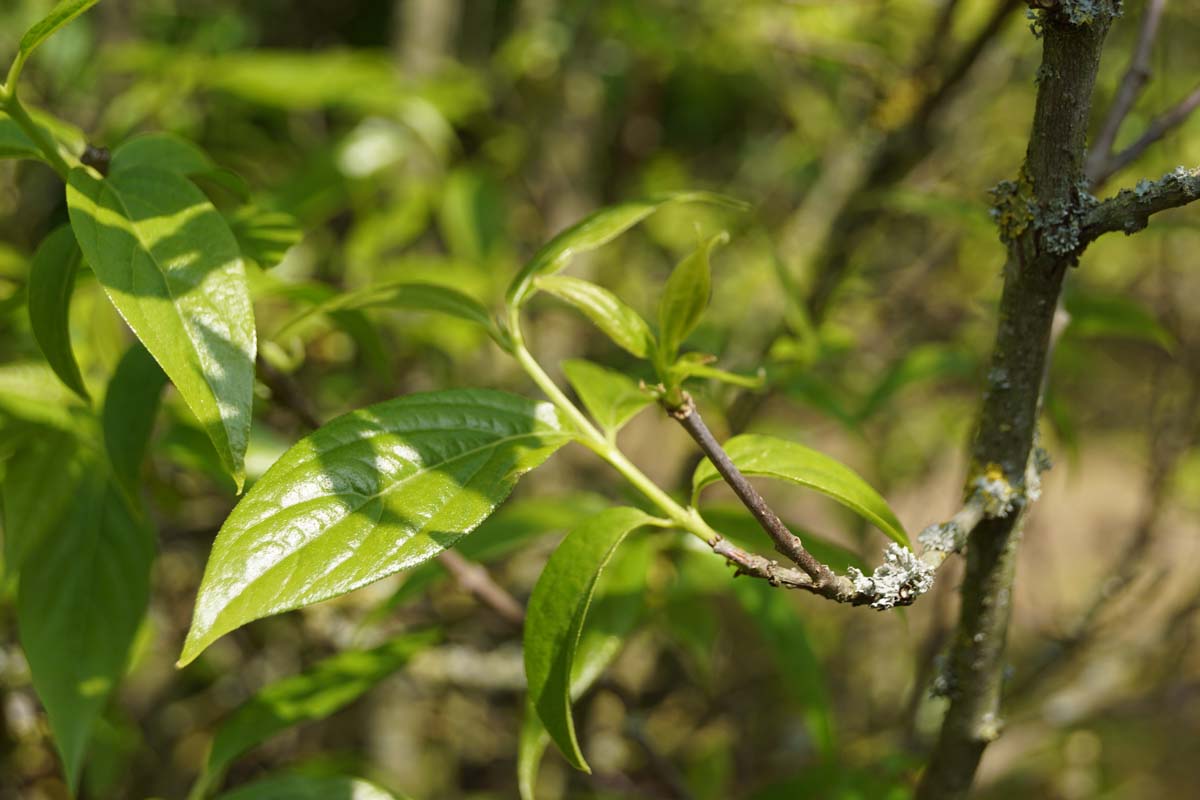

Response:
(1081, 166), (1200, 243)
(1091, 83), (1200, 186)
(1085, 0), (1167, 184)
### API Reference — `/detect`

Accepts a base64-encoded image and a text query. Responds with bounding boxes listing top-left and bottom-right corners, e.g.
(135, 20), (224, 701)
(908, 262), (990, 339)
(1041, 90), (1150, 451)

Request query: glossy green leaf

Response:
(216, 773), (406, 800)
(693, 434), (909, 548)
(506, 191), (747, 308)
(109, 132), (213, 176)
(16, 0), (99, 65)
(27, 225), (88, 398)
(1, 428), (84, 574)
(561, 358), (652, 434)
(658, 232), (727, 362)
(66, 164), (257, 489)
(228, 205), (302, 270)
(180, 389), (569, 666)
(275, 279), (503, 347)
(1064, 290), (1175, 352)
(103, 342), (168, 498)
(17, 473), (153, 793)
(524, 506), (652, 773)
(518, 532), (654, 798)
(535, 275), (655, 358)
(204, 633), (436, 787)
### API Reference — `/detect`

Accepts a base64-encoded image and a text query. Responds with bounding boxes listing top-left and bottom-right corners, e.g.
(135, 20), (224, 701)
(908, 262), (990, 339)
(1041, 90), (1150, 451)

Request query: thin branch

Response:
(1080, 165), (1200, 244)
(1085, 0), (1167, 184)
(1090, 84), (1200, 186)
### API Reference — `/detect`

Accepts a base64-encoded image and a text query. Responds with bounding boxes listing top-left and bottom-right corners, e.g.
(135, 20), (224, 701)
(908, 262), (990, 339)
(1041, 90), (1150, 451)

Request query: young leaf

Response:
(17, 474), (153, 793)
(179, 389), (569, 666)
(202, 633), (437, 787)
(670, 354), (764, 390)
(692, 434), (909, 548)
(534, 275), (655, 358)
(658, 232), (728, 363)
(27, 225), (88, 399)
(215, 774), (407, 800)
(506, 191), (748, 308)
(523, 506), (653, 773)
(274, 279), (504, 348)
(103, 342), (168, 498)
(227, 205), (302, 270)
(518, 533), (653, 798)
(66, 164), (257, 490)
(16, 0), (100, 66)
(561, 358), (652, 434)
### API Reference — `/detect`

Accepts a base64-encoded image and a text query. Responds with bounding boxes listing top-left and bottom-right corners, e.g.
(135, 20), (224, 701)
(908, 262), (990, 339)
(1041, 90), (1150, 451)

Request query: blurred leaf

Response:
(102, 342), (167, 499)
(15, 0), (99, 68)
(202, 633), (437, 789)
(1, 427), (84, 574)
(506, 191), (748, 308)
(658, 232), (727, 363)
(66, 165), (257, 490)
(438, 167), (506, 261)
(179, 389), (570, 666)
(519, 532), (654, 798)
(562, 358), (653, 434)
(699, 505), (865, 574)
(228, 205), (302, 270)
(671, 353), (764, 390)
(1064, 290), (1175, 352)
(215, 773), (407, 800)
(523, 507), (653, 772)
(0, 361), (85, 430)
(27, 225), (88, 398)
(536, 275), (655, 358)
(778, 370), (860, 431)
(856, 343), (977, 422)
(17, 474), (152, 793)
(693, 434), (909, 548)
(0, 114), (43, 160)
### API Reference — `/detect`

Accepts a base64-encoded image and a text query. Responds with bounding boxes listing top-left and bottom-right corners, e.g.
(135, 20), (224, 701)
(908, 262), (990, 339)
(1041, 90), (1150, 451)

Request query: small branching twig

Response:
(1080, 166), (1200, 242)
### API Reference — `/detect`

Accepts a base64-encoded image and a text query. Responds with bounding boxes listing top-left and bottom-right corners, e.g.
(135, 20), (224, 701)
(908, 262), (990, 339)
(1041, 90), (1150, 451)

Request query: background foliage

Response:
(1, 0), (1199, 798)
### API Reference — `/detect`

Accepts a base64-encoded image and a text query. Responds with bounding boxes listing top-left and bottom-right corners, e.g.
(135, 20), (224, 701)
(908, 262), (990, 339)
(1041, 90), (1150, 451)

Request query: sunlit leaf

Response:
(215, 773), (407, 800)
(16, 0), (99, 65)
(179, 389), (570, 666)
(535, 275), (655, 358)
(0, 361), (85, 430)
(66, 164), (257, 489)
(524, 506), (653, 772)
(658, 232), (727, 362)
(17, 474), (153, 793)
(103, 342), (168, 498)
(561, 358), (652, 434)
(693, 434), (909, 548)
(27, 225), (88, 398)
(506, 191), (748, 308)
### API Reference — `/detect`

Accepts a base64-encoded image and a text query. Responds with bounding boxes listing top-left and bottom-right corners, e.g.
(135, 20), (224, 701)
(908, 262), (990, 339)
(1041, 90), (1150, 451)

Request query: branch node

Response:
(847, 543), (936, 610)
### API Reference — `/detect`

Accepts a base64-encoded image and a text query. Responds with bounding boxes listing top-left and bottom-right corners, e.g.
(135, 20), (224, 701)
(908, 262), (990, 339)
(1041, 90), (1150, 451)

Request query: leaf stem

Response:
(1, 91), (71, 179)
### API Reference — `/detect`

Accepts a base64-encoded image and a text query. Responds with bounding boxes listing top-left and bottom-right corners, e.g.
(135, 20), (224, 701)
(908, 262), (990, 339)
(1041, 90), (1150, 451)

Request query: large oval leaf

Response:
(66, 164), (257, 489)
(692, 433), (909, 548)
(179, 389), (569, 666)
(523, 506), (652, 773)
(505, 191), (747, 309)
(535, 275), (655, 358)
(27, 225), (88, 399)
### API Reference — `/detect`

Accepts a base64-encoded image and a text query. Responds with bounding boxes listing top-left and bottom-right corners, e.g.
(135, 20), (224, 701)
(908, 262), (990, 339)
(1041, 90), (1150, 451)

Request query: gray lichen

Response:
(1029, 0), (1123, 37)
(849, 543), (936, 610)
(972, 464), (1018, 518)
(918, 521), (964, 553)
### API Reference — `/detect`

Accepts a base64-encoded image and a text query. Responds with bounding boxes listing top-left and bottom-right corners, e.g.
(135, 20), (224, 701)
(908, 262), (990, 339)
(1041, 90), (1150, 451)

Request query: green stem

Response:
(508, 313), (718, 545)
(1, 91), (71, 179)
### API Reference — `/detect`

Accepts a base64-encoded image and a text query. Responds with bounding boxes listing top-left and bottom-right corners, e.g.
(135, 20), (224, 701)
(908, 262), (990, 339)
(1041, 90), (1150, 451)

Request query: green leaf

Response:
(506, 191), (747, 309)
(203, 633), (436, 787)
(1063, 290), (1175, 352)
(699, 505), (865, 575)
(66, 164), (257, 490)
(215, 774), (406, 800)
(518, 532), (653, 798)
(179, 389), (569, 666)
(0, 114), (43, 160)
(0, 361), (85, 430)
(109, 132), (213, 176)
(27, 225), (88, 399)
(1, 428), (84, 574)
(856, 344), (977, 422)
(228, 205), (302, 270)
(16, 0), (99, 66)
(523, 506), (653, 773)
(535, 275), (655, 358)
(17, 474), (153, 793)
(670, 354), (764, 390)
(692, 434), (909, 548)
(103, 342), (168, 499)
(658, 232), (727, 363)
(275, 279), (503, 348)
(561, 358), (652, 434)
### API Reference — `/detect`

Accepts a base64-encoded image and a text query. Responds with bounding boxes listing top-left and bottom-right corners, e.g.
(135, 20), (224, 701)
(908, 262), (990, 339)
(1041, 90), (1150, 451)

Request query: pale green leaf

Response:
(179, 389), (569, 666)
(66, 164), (257, 489)
(523, 506), (652, 773)
(561, 358), (652, 434)
(204, 633), (436, 787)
(658, 232), (727, 363)
(692, 434), (909, 548)
(0, 361), (85, 430)
(518, 532), (653, 798)
(103, 342), (168, 499)
(506, 191), (747, 308)
(17, 0), (99, 63)
(535, 275), (655, 358)
(215, 773), (406, 800)
(670, 354), (764, 390)
(27, 225), (88, 398)
(17, 474), (153, 793)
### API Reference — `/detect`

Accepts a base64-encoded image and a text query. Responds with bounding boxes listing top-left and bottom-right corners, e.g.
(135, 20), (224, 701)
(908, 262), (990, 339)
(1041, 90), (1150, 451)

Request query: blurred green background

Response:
(1, 0), (1199, 798)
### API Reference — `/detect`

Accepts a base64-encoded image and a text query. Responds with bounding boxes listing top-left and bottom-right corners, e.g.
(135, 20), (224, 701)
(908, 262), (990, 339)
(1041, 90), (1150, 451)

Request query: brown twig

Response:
(1091, 84), (1200, 187)
(1080, 166), (1200, 244)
